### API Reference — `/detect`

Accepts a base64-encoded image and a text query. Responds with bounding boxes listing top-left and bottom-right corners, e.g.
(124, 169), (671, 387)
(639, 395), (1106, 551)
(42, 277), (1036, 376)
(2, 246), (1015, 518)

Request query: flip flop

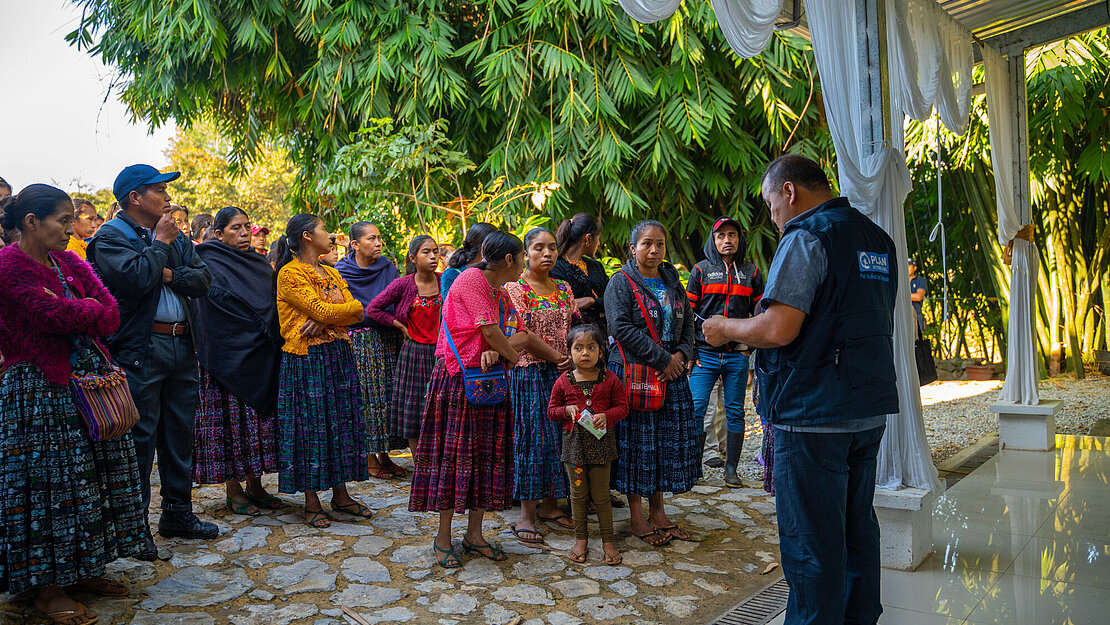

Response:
(538, 513), (575, 529)
(330, 500), (373, 518)
(509, 523), (544, 544)
(462, 538), (507, 561)
(226, 497), (261, 516)
(633, 529), (673, 547)
(567, 548), (588, 564)
(305, 509), (331, 528)
(433, 541), (462, 568)
(44, 602), (97, 625)
(654, 524), (692, 541)
(367, 465), (394, 480)
(246, 492), (285, 510)
(603, 551), (623, 566)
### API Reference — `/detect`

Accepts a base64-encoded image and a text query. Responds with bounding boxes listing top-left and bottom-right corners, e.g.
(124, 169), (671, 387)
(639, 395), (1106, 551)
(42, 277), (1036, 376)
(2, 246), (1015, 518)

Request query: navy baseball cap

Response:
(113, 164), (180, 204)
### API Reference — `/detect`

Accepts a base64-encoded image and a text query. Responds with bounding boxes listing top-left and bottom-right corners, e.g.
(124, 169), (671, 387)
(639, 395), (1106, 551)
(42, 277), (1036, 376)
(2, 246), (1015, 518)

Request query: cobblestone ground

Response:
(0, 454), (783, 625)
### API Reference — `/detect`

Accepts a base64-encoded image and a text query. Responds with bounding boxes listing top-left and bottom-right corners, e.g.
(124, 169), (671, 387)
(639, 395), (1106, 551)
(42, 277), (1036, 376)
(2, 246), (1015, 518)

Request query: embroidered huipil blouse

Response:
(504, 278), (579, 367)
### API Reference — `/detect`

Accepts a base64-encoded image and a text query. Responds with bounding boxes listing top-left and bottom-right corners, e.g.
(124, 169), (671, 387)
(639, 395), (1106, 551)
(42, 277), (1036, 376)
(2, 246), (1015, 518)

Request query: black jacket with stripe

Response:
(686, 258), (763, 351)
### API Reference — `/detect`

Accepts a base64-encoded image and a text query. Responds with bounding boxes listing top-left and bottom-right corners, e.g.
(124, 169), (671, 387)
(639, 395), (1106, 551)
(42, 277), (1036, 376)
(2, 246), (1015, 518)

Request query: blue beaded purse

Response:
(441, 305), (509, 406)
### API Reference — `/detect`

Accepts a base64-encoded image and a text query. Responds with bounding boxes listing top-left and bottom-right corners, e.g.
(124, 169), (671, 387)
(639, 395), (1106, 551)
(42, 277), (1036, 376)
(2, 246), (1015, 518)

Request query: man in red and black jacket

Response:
(686, 216), (764, 487)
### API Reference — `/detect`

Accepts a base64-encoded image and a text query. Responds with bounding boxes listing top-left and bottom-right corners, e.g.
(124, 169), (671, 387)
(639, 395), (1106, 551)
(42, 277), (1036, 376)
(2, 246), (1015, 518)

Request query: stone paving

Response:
(0, 454), (783, 625)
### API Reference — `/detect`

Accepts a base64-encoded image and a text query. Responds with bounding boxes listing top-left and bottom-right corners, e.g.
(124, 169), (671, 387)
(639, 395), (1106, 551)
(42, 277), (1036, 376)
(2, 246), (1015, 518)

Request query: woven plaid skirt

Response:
(193, 367), (279, 484)
(350, 326), (404, 454)
(510, 363), (568, 500)
(409, 361), (514, 514)
(607, 361), (702, 497)
(0, 362), (145, 593)
(390, 339), (436, 440)
(276, 340), (368, 494)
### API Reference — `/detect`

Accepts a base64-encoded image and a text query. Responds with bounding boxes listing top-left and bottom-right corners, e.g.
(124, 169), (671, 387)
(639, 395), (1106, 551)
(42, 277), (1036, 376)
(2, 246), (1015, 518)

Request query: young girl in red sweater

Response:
(547, 324), (629, 565)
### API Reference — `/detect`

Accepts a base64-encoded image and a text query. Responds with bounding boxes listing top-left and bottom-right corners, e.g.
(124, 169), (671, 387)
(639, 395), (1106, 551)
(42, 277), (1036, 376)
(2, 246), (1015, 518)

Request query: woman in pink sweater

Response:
(0, 185), (145, 625)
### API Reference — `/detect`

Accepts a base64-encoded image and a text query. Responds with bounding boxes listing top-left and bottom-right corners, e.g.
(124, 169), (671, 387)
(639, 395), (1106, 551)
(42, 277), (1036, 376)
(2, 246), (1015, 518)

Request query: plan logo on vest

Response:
(857, 251), (890, 281)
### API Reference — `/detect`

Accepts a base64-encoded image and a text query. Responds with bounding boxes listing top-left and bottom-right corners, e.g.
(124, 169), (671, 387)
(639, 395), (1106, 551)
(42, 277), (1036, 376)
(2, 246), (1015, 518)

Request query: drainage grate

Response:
(709, 577), (789, 625)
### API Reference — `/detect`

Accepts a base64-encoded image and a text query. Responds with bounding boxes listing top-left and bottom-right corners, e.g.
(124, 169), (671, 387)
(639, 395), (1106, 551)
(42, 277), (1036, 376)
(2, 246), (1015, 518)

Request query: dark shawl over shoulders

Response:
(551, 256), (609, 328)
(194, 240), (283, 414)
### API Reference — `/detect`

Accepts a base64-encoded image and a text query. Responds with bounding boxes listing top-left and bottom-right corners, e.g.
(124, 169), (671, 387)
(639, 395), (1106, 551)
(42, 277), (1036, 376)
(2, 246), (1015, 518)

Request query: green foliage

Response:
(68, 0), (832, 270)
(162, 121), (297, 232)
(66, 182), (116, 215)
(315, 117), (561, 258)
(904, 30), (1110, 369)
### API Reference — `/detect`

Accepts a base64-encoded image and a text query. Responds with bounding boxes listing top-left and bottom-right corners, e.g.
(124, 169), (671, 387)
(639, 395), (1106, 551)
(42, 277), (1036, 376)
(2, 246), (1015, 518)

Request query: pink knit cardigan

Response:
(0, 244), (120, 385)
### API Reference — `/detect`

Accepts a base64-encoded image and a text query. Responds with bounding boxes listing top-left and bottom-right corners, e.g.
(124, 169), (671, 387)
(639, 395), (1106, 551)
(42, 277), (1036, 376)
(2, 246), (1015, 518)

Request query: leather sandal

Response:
(330, 500), (373, 518)
(305, 509), (331, 528)
(633, 529), (672, 547)
(462, 538), (507, 561)
(226, 497), (261, 516)
(43, 602), (97, 625)
(433, 541), (462, 568)
(245, 492), (285, 510)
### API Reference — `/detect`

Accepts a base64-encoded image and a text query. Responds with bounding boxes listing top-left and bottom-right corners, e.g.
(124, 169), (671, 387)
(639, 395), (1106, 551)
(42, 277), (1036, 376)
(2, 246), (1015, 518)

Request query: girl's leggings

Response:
(564, 462), (613, 542)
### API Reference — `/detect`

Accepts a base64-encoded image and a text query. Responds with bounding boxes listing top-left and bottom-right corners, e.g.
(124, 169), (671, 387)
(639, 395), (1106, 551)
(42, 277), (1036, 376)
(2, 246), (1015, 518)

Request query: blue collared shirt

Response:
(141, 226), (188, 323)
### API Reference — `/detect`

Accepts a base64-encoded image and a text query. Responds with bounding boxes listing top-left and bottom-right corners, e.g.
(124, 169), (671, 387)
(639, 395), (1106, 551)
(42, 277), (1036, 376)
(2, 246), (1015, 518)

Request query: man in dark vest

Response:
(88, 164), (218, 561)
(703, 154), (897, 625)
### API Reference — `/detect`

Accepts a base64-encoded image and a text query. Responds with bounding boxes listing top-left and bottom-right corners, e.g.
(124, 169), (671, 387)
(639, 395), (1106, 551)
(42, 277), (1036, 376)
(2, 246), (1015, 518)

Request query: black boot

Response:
(724, 431), (744, 488)
(158, 510), (220, 539)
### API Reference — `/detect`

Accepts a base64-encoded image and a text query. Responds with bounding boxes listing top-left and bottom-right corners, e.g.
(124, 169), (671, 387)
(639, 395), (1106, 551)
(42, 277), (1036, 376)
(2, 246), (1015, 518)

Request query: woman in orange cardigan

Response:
(274, 213), (371, 527)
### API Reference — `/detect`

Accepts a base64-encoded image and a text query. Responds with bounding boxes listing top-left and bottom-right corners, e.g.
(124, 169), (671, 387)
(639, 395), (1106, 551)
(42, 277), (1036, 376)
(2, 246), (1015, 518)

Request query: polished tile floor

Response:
(768, 434), (1110, 625)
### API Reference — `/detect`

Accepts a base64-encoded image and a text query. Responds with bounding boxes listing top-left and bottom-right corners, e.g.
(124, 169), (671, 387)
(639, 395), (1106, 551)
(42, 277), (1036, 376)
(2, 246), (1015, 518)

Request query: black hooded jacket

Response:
(685, 232), (763, 351)
(604, 260), (695, 371)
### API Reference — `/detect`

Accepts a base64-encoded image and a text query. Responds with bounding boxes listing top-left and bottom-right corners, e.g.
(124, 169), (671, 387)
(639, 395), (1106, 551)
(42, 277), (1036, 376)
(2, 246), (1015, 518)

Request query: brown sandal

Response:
(568, 548), (588, 563)
(633, 529), (673, 547)
(43, 602), (98, 625)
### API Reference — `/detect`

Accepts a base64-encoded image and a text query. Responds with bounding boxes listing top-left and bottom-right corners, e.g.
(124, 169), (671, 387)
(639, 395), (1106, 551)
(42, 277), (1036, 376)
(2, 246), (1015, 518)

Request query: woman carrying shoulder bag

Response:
(604, 219), (699, 548)
(0, 185), (146, 625)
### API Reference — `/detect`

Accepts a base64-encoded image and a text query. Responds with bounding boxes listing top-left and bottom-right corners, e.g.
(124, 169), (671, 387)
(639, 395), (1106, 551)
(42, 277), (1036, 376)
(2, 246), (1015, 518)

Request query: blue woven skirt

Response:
(390, 339), (436, 440)
(0, 362), (145, 593)
(276, 340), (368, 493)
(607, 361), (701, 497)
(510, 363), (568, 501)
(350, 326), (404, 454)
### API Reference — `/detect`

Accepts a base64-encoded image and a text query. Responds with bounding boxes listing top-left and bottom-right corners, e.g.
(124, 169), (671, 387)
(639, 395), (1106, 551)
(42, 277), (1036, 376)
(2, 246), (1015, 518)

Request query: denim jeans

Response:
(120, 334), (200, 514)
(689, 348), (749, 435)
(773, 424), (885, 625)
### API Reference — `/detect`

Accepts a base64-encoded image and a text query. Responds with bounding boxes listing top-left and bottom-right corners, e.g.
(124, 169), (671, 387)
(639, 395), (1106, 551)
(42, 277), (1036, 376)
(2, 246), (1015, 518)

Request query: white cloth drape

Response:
(616, 0), (781, 58)
(806, 0), (941, 492)
(712, 0), (782, 58)
(616, 0), (683, 24)
(886, 0), (974, 133)
(983, 47), (1021, 244)
(984, 46), (1040, 405)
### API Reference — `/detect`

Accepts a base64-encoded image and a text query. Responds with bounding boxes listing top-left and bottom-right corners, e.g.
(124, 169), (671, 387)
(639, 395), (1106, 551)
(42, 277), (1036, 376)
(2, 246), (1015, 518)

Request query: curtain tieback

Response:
(1002, 224), (1035, 265)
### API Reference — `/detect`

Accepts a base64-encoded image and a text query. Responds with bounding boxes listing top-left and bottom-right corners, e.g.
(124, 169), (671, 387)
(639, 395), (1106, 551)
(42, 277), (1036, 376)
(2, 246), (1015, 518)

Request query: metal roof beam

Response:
(972, 3), (1110, 60)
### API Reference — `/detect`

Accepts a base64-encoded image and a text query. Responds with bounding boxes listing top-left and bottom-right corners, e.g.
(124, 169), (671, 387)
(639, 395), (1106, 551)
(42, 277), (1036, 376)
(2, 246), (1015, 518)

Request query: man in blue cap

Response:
(88, 164), (216, 560)
(703, 154), (897, 625)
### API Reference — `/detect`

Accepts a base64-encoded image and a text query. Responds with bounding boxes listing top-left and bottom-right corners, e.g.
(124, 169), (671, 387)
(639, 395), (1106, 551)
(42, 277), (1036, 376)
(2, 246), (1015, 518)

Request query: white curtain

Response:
(616, 0), (683, 23)
(984, 46), (1040, 405)
(712, 0), (782, 58)
(886, 0), (974, 133)
(803, 0), (941, 492)
(617, 0), (781, 58)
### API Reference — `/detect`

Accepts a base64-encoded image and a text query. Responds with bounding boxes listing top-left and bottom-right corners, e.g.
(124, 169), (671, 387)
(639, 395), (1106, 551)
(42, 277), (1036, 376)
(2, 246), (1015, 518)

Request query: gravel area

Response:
(705, 372), (1110, 482)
